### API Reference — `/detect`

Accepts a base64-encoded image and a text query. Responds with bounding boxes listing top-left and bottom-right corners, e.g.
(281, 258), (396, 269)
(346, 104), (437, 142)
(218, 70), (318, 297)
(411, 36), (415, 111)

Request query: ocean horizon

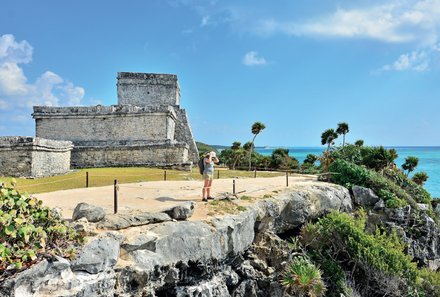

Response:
(249, 146), (440, 198)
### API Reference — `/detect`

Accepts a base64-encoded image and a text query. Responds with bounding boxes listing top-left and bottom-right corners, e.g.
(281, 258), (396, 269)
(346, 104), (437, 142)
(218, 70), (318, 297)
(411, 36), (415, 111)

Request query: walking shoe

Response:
(202, 198), (208, 202)
(207, 196), (214, 200)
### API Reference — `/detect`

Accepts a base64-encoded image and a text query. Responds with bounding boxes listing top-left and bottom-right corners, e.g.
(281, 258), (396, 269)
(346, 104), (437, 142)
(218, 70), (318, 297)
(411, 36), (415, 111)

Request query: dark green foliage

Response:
(329, 144), (397, 171)
(402, 156), (419, 176)
(248, 122), (266, 170)
(321, 129), (338, 151)
(361, 146), (396, 171)
(302, 211), (426, 295)
(412, 172), (429, 186)
(270, 148), (299, 170)
(329, 159), (418, 208)
(308, 251), (346, 296)
(384, 168), (432, 204)
(243, 141), (252, 151)
(0, 181), (83, 276)
(281, 256), (327, 296)
(336, 122), (349, 147)
(355, 139), (364, 147)
(304, 154), (318, 165)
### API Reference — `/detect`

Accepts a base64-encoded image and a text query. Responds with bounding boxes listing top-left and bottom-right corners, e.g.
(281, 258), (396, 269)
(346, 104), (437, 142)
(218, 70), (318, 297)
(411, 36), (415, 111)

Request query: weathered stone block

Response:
(117, 72), (180, 106)
(0, 137), (72, 177)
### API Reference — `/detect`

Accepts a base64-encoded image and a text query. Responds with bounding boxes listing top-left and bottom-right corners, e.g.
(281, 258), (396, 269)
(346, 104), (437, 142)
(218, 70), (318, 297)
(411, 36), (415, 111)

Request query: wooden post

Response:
(114, 179), (118, 214)
(86, 171), (89, 188)
(233, 179), (236, 194)
(254, 168), (257, 178)
(164, 170), (167, 181)
(286, 171), (289, 187)
(217, 170), (220, 179)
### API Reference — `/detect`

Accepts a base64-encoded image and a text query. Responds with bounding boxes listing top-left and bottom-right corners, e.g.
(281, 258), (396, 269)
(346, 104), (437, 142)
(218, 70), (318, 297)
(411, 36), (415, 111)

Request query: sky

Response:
(1, 0), (440, 147)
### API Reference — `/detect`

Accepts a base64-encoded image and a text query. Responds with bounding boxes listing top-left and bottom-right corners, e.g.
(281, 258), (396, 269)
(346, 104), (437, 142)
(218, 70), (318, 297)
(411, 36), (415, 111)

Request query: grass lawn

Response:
(0, 167), (283, 194)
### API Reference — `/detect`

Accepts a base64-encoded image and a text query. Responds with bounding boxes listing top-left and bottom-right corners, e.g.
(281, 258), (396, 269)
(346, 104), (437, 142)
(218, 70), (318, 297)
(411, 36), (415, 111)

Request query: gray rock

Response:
(352, 186), (380, 207)
(72, 203), (105, 222)
(232, 279), (258, 297)
(374, 199), (385, 210)
(273, 183), (352, 232)
(71, 232), (120, 274)
(0, 256), (116, 297)
(175, 276), (230, 297)
(98, 212), (172, 230)
(223, 266), (240, 286)
(417, 203), (429, 212)
(163, 201), (196, 220)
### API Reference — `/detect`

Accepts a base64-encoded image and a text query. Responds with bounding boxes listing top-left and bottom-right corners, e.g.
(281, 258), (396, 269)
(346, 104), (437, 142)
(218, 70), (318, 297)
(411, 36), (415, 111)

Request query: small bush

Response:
(384, 169), (431, 204)
(304, 211), (427, 294)
(329, 159), (418, 208)
(0, 181), (83, 276)
(281, 256), (327, 297)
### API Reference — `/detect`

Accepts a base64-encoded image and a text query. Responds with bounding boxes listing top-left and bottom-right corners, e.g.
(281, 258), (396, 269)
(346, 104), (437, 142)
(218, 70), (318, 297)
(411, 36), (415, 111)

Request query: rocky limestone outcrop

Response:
(0, 182), (355, 297)
(352, 185), (380, 207)
(383, 204), (440, 270)
(72, 203), (105, 223)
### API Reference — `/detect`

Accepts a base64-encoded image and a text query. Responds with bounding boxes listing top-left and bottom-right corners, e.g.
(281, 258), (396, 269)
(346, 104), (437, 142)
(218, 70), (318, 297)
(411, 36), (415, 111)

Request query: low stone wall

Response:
(33, 105), (177, 143)
(0, 137), (73, 177)
(71, 141), (191, 170)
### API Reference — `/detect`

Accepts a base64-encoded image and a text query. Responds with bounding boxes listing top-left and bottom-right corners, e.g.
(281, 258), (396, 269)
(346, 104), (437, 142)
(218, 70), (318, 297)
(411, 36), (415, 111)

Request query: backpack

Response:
(197, 158), (205, 175)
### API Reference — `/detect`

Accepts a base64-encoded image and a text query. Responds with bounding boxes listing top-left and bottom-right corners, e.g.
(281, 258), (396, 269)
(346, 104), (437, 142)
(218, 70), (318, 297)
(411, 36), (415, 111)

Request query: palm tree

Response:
(402, 156), (419, 177)
(355, 139), (364, 147)
(412, 172), (428, 185)
(248, 122), (266, 170)
(231, 141), (242, 170)
(336, 122), (349, 147)
(321, 129), (338, 151)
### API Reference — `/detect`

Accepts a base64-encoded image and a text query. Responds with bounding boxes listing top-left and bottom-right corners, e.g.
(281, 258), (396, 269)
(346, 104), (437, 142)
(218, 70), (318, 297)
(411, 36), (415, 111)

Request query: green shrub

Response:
(307, 211), (422, 291)
(281, 256), (327, 296)
(329, 159), (418, 208)
(329, 145), (397, 171)
(0, 181), (83, 275)
(384, 169), (432, 204)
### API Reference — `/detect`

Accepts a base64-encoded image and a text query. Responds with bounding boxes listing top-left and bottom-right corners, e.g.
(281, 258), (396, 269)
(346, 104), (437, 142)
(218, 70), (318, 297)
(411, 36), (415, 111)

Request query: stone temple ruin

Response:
(0, 73), (198, 177)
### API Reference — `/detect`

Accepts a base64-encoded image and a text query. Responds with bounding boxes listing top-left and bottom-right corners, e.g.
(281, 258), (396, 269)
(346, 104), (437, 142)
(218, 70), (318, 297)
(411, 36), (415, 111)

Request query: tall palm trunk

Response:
(248, 134), (257, 171)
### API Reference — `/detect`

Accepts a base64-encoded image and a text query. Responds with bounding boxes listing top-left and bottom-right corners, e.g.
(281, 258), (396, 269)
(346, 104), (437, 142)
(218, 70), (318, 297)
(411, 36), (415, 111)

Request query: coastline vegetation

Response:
(0, 181), (83, 279)
(276, 122), (438, 296)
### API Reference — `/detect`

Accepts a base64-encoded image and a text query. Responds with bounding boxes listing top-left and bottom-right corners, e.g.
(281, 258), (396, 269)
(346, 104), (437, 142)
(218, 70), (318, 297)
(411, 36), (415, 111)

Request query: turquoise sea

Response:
(255, 147), (440, 198)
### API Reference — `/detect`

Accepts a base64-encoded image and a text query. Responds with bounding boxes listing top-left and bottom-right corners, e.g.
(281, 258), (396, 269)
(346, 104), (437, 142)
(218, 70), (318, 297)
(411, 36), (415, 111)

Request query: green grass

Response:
(0, 167), (283, 194)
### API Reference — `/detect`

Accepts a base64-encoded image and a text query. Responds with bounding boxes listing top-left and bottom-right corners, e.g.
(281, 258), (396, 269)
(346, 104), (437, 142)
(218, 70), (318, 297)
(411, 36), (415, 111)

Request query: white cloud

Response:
(0, 34), (33, 64)
(242, 51), (267, 66)
(253, 1), (440, 45)
(381, 49), (431, 71)
(0, 34), (86, 136)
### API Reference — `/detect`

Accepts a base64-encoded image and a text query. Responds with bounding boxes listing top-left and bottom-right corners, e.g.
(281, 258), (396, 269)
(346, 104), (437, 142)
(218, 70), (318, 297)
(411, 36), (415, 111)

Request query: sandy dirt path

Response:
(35, 174), (318, 221)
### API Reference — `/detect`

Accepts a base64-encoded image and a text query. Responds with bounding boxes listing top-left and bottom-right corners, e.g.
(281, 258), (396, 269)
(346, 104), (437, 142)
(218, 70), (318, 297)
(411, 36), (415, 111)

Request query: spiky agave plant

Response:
(281, 257), (326, 297)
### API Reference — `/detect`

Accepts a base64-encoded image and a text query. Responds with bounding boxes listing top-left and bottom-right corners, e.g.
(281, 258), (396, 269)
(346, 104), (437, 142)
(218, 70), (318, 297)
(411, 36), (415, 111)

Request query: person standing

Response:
(202, 151), (219, 201)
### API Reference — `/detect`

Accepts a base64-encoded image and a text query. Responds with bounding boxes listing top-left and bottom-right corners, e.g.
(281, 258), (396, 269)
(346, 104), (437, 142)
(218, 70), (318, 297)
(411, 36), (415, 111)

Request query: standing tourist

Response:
(202, 151), (219, 201)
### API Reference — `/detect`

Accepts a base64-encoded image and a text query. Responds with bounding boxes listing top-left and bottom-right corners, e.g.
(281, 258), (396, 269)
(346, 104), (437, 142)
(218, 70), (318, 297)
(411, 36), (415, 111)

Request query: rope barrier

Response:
(18, 176), (82, 188)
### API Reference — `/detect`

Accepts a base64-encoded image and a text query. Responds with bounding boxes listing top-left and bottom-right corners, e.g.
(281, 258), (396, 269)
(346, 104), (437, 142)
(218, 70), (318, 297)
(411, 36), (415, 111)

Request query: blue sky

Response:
(1, 0), (440, 147)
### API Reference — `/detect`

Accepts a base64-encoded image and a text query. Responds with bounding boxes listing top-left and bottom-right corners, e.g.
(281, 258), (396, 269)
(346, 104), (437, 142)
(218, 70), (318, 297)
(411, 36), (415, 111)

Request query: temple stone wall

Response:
(173, 108), (199, 162)
(117, 73), (180, 106)
(33, 106), (176, 143)
(29, 72), (198, 171)
(71, 141), (190, 170)
(0, 137), (72, 177)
